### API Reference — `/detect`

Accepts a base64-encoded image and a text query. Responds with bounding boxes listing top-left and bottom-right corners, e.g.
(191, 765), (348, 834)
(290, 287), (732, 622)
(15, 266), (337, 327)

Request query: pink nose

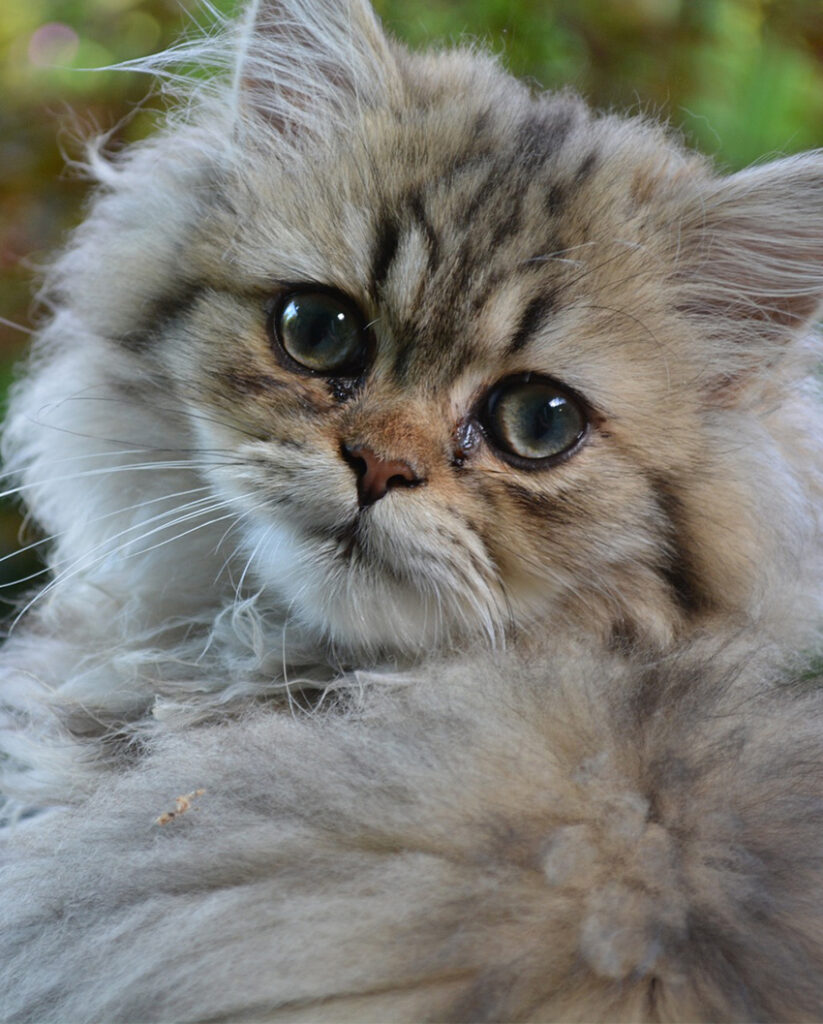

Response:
(341, 444), (423, 507)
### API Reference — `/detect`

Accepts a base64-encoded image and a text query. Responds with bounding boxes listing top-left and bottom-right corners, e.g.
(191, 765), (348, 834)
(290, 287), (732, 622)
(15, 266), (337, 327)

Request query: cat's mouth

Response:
(330, 509), (374, 562)
(242, 489), (506, 652)
(325, 505), (418, 578)
(332, 516), (362, 561)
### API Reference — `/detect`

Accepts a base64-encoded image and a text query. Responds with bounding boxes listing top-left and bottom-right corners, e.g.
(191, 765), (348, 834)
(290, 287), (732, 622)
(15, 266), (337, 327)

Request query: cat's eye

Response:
(480, 374), (588, 466)
(270, 289), (369, 376)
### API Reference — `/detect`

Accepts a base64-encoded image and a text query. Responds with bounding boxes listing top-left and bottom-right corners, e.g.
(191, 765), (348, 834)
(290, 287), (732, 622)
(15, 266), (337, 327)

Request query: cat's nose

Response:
(340, 443), (423, 507)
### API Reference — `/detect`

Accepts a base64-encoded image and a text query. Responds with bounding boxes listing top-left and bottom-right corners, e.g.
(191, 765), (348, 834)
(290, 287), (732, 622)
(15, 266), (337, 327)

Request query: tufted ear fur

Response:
(234, 0), (399, 137)
(672, 152), (823, 391)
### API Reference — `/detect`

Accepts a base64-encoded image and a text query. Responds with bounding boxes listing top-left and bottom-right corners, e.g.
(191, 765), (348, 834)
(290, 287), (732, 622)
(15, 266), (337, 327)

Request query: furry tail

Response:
(2, 640), (823, 1022)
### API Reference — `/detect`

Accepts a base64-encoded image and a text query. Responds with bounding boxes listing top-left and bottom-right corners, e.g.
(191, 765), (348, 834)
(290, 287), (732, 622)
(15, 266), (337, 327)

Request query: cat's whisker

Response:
(520, 241), (598, 268)
(575, 302), (672, 388)
(95, 506), (247, 564)
(0, 316), (34, 336)
(0, 440), (256, 499)
(21, 399), (260, 454)
(55, 391), (267, 443)
(22, 500), (225, 607)
(213, 506), (266, 588)
(6, 497), (242, 632)
(553, 238), (658, 298)
(0, 457), (253, 505)
(4, 444), (204, 470)
(0, 563), (54, 594)
(78, 491), (225, 554)
(0, 531), (56, 569)
(232, 517), (274, 599)
(0, 448), (177, 490)
(0, 485), (217, 594)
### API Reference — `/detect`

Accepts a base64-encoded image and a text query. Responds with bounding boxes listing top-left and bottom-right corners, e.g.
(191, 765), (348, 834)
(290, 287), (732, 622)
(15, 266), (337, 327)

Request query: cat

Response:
(1, 0), (823, 1020)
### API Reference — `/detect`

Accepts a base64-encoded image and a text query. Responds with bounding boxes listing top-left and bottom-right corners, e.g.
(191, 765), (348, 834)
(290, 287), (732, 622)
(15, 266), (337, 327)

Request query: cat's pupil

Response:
(484, 377), (587, 464)
(276, 291), (366, 375)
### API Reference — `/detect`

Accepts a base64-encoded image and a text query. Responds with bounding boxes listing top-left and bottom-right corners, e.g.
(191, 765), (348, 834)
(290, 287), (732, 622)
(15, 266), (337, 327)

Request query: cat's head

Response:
(12, 0), (823, 658)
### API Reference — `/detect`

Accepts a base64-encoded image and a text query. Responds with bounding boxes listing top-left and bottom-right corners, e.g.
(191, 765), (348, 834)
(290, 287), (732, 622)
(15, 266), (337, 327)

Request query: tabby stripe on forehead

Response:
(545, 184), (565, 216)
(408, 189), (440, 273)
(489, 189), (524, 247)
(508, 293), (556, 354)
(516, 109), (575, 169)
(460, 166), (498, 227)
(371, 215), (400, 295)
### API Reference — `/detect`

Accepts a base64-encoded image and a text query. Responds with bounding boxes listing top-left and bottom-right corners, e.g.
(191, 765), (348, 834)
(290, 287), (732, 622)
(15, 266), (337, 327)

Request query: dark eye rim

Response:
(265, 285), (372, 380)
(474, 372), (591, 471)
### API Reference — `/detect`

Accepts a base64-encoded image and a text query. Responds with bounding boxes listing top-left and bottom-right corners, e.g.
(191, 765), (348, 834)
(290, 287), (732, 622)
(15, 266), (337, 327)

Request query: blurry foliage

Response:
(380, 0), (823, 166)
(0, 0), (822, 598)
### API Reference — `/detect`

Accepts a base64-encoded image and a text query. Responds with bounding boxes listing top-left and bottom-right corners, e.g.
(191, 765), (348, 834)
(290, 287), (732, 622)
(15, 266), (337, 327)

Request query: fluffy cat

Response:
(2, 0), (823, 1020)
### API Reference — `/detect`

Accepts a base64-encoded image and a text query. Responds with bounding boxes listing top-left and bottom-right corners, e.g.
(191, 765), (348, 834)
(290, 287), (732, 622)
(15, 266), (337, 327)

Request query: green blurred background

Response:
(1, 0), (822, 601)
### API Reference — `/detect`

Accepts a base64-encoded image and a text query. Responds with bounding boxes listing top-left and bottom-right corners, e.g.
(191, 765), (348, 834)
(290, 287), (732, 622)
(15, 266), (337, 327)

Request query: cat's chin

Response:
(241, 517), (504, 657)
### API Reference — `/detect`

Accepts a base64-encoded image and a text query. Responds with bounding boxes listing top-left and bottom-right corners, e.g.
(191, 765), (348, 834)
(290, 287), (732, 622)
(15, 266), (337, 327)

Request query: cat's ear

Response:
(673, 152), (823, 387)
(233, 0), (399, 137)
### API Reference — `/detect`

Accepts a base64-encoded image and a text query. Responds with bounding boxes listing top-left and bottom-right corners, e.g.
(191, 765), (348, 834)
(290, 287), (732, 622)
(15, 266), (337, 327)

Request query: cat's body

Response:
(6, 639), (823, 1023)
(1, 1), (823, 1020)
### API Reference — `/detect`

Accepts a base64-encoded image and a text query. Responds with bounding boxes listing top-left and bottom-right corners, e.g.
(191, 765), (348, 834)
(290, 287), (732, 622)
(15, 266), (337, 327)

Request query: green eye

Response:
(272, 290), (368, 375)
(481, 375), (588, 466)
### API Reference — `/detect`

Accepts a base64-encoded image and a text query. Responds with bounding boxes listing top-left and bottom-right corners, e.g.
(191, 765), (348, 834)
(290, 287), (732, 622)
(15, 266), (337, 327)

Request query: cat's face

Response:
(141, 98), (708, 652)
(60, 0), (823, 657)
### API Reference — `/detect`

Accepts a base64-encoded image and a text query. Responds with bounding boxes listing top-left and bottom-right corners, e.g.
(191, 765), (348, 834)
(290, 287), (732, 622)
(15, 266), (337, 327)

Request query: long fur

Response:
(1, 0), (823, 1020)
(3, 638), (823, 1022)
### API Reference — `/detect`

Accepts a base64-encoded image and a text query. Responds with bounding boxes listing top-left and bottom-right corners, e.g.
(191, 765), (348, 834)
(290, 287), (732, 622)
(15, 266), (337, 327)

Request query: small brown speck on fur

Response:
(155, 789), (205, 826)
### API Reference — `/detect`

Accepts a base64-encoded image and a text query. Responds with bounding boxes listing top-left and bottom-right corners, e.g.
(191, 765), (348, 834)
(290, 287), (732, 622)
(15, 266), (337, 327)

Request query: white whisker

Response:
(6, 496), (244, 632)
(0, 316), (34, 336)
